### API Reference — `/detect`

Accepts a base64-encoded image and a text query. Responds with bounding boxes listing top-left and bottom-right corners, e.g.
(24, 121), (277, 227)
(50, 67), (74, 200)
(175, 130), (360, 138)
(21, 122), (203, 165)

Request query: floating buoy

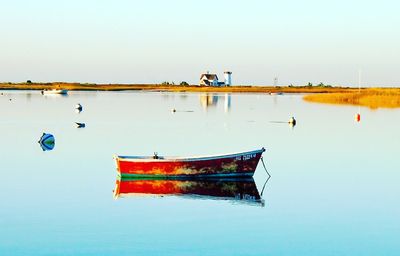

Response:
(171, 108), (176, 113)
(288, 116), (296, 126)
(75, 122), (86, 128)
(355, 113), (361, 122)
(38, 133), (55, 151)
(75, 103), (83, 112)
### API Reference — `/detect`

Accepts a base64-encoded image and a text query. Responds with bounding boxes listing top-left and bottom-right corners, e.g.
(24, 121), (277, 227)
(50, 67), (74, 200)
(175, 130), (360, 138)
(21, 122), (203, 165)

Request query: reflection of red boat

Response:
(114, 148), (266, 179)
(114, 178), (264, 206)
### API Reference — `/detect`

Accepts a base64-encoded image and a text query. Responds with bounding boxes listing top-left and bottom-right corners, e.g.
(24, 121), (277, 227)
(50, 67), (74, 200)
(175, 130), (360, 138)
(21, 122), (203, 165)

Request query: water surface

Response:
(0, 91), (399, 255)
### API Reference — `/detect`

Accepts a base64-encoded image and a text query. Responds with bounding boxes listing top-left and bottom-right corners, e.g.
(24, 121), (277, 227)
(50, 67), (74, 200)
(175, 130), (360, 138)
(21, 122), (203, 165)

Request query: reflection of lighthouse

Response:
(224, 71), (232, 86)
(224, 94), (231, 112)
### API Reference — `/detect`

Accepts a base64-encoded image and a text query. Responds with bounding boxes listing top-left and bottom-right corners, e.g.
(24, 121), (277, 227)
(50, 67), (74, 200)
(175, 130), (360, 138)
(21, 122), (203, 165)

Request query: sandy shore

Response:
(0, 82), (357, 93)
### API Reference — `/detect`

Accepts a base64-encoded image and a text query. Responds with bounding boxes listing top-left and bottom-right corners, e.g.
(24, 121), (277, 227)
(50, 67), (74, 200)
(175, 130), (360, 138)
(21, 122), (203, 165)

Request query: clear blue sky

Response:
(1, 0), (399, 86)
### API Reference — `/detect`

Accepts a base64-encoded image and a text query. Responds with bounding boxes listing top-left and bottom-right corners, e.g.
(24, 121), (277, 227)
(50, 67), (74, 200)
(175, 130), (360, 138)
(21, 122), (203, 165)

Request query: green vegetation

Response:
(161, 81), (175, 85)
(161, 81), (189, 86)
(305, 82), (333, 88)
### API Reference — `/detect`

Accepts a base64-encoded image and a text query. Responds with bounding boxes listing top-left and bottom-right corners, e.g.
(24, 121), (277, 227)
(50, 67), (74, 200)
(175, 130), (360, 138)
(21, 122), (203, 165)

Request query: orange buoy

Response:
(355, 113), (361, 122)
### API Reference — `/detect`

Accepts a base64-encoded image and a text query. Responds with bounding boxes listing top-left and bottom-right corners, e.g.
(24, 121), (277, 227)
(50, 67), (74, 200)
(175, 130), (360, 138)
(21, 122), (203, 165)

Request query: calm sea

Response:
(0, 91), (399, 255)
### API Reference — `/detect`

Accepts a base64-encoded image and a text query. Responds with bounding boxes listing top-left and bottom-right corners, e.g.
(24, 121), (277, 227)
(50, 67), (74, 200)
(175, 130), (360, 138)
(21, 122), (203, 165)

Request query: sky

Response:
(0, 0), (399, 86)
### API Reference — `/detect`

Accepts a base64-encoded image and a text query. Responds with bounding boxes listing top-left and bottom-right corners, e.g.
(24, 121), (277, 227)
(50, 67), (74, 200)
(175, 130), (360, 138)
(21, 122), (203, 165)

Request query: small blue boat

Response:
(38, 133), (55, 151)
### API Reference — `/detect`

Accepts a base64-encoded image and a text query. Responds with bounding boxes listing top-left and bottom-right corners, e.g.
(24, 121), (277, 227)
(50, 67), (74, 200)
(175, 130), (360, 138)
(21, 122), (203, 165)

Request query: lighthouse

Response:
(224, 71), (232, 86)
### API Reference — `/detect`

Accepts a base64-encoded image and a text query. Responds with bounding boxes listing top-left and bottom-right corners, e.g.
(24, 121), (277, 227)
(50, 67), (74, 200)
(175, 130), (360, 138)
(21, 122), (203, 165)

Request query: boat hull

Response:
(42, 89), (68, 95)
(115, 148), (265, 179)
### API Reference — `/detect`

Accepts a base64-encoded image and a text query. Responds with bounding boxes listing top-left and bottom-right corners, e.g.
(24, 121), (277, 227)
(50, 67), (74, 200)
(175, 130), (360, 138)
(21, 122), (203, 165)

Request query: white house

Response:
(199, 71), (232, 86)
(200, 73), (219, 86)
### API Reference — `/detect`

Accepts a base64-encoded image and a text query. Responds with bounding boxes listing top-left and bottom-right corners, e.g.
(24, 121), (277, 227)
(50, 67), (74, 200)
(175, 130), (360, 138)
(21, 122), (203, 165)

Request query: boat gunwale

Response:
(115, 148), (265, 163)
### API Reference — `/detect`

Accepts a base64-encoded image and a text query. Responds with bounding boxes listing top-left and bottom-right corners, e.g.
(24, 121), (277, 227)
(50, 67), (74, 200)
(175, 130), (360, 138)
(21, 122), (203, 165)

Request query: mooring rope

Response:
(260, 156), (271, 178)
(260, 156), (271, 196)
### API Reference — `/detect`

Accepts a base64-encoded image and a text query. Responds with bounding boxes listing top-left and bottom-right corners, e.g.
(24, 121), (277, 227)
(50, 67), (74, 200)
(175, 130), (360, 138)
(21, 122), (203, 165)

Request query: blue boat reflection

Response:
(113, 178), (265, 206)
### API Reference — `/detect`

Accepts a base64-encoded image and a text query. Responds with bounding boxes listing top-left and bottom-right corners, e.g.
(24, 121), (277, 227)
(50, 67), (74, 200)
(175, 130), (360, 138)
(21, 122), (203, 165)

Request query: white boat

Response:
(41, 89), (68, 95)
(269, 92), (283, 96)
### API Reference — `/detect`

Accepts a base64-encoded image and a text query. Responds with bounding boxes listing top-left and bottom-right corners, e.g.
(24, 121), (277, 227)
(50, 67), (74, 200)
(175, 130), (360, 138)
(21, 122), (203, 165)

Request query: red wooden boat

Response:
(114, 148), (266, 179)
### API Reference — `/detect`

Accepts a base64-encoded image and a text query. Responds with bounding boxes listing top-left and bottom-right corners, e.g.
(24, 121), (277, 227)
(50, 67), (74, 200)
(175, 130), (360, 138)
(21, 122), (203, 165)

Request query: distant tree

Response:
(180, 81), (189, 86)
(318, 82), (325, 87)
(27, 80), (32, 84)
(307, 82), (313, 87)
(288, 84), (294, 87)
(161, 81), (177, 85)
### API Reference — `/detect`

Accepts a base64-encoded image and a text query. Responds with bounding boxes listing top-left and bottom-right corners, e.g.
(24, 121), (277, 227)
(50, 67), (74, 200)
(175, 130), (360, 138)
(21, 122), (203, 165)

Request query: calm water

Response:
(0, 91), (399, 255)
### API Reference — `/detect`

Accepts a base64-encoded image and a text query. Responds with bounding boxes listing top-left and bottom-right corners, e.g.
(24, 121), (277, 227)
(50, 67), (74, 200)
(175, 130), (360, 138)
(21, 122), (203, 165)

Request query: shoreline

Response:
(0, 82), (363, 93)
(2, 83), (399, 108)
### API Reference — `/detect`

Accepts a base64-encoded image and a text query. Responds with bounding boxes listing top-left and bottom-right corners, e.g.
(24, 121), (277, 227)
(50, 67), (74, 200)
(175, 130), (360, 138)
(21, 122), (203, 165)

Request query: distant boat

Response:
(113, 178), (264, 206)
(41, 89), (68, 95)
(114, 148), (266, 179)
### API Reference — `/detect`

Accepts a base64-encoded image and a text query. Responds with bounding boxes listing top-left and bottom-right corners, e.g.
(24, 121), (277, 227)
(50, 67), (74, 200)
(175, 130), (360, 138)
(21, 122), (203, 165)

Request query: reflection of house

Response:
(200, 71), (232, 86)
(200, 94), (219, 108)
(200, 93), (232, 111)
(200, 73), (219, 86)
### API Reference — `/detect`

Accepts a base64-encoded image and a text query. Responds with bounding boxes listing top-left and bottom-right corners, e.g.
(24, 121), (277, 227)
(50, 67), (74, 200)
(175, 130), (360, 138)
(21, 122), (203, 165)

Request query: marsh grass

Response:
(303, 88), (400, 109)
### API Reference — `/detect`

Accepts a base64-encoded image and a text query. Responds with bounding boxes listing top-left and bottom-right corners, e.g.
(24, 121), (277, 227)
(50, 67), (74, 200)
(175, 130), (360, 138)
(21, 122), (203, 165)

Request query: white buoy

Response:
(288, 116), (296, 126)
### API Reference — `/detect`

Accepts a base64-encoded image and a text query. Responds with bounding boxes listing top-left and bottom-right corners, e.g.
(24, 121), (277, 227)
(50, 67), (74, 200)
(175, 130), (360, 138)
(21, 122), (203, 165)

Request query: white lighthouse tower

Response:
(224, 71), (232, 86)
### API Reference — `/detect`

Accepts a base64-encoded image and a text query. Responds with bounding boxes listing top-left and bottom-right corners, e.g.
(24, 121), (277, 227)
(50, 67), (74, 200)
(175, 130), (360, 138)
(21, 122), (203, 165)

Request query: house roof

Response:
(200, 74), (218, 81)
(202, 80), (211, 85)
